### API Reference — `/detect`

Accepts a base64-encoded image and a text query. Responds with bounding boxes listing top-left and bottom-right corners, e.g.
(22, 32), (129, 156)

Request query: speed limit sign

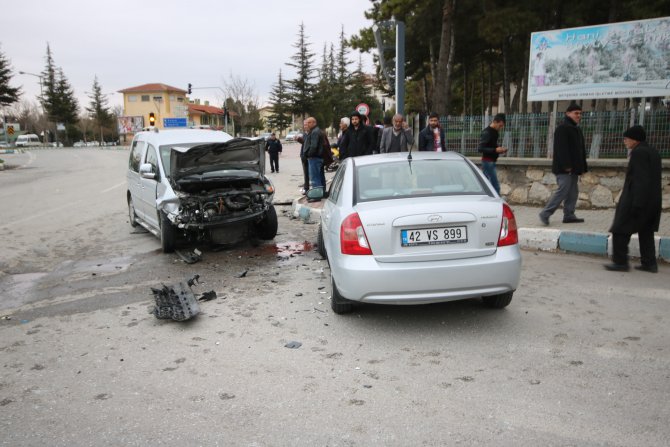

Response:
(356, 103), (370, 116)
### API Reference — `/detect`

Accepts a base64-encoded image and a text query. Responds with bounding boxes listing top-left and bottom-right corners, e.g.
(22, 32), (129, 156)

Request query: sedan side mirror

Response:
(140, 163), (156, 179)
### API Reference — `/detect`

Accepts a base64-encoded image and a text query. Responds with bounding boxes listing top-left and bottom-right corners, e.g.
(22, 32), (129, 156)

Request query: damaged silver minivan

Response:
(126, 128), (277, 252)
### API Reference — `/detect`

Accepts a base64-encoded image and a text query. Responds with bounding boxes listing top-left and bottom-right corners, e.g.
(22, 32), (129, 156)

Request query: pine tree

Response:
(285, 23), (316, 119)
(86, 75), (112, 141)
(0, 47), (21, 107)
(267, 70), (291, 133)
(39, 45), (79, 143)
(40, 43), (58, 121)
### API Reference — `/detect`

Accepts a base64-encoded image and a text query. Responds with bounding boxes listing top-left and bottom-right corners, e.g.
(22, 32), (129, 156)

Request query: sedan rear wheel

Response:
(317, 225), (326, 258)
(128, 197), (138, 228)
(330, 275), (354, 314)
(482, 291), (513, 309)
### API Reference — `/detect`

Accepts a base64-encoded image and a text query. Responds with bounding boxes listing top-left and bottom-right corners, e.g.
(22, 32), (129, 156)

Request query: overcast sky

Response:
(2, 0), (375, 112)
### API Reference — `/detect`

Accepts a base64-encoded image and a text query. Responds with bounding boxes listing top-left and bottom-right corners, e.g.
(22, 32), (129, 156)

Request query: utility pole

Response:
(373, 18), (405, 116)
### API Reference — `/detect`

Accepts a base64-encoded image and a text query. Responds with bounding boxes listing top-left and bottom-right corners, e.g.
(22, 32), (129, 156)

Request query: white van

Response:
(15, 134), (41, 147)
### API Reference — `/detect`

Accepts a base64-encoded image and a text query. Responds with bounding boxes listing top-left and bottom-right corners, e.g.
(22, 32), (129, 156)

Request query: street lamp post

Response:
(19, 71), (48, 145)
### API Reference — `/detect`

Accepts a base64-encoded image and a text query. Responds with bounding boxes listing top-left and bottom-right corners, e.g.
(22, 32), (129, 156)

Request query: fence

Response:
(441, 109), (670, 159)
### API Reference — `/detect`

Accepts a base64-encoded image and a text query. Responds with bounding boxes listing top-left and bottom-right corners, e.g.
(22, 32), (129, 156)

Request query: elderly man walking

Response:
(604, 126), (662, 273)
(379, 114), (413, 153)
(539, 103), (588, 225)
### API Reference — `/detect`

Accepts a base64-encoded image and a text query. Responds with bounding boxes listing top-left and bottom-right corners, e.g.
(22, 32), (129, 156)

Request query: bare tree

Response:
(220, 72), (261, 135)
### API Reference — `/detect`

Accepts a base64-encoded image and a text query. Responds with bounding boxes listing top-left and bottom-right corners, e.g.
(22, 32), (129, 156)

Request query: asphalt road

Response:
(0, 148), (668, 446)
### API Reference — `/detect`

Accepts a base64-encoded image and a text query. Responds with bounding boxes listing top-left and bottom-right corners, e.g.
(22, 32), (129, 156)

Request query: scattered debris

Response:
(1, 315), (11, 320)
(237, 270), (248, 278)
(151, 275), (202, 321)
(175, 248), (202, 264)
(284, 341), (302, 349)
(295, 293), (303, 297)
(199, 291), (217, 302)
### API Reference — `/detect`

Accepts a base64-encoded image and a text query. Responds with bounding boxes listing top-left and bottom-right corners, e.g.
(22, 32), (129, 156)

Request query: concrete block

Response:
(659, 238), (670, 262)
(559, 231), (608, 255)
(518, 228), (560, 251)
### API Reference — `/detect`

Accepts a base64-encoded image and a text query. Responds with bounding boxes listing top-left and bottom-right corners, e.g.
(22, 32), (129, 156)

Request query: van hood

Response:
(170, 138), (265, 191)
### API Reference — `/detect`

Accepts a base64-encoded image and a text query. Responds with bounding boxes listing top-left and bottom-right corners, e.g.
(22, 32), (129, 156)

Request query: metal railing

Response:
(440, 110), (670, 158)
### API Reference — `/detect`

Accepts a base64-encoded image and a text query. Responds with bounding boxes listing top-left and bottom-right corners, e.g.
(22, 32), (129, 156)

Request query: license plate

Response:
(401, 226), (468, 247)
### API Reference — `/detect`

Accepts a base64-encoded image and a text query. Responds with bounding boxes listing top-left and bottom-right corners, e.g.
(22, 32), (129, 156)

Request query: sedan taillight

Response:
(498, 203), (518, 247)
(340, 213), (373, 255)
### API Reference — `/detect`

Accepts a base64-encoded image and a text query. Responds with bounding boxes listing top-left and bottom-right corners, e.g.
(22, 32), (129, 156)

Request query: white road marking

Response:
(101, 181), (125, 194)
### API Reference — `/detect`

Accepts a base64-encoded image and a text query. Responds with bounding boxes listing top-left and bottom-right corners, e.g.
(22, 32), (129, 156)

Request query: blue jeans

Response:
(481, 161), (500, 194)
(308, 157), (324, 189)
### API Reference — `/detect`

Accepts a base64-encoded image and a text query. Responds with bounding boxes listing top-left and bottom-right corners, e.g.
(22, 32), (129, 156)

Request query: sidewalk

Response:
(269, 142), (670, 263)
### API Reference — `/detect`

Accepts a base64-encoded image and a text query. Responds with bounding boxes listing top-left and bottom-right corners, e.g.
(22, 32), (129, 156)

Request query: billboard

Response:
(118, 116), (145, 134)
(528, 17), (670, 101)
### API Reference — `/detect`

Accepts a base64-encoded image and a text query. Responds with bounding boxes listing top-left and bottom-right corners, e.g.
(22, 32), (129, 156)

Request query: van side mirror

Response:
(139, 163), (156, 179)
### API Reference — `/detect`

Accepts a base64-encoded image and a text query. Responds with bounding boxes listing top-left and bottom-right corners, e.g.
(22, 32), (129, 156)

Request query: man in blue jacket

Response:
(418, 112), (446, 151)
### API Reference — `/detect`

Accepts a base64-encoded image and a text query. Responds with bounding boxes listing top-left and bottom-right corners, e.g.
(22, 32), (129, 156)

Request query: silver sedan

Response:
(318, 152), (522, 314)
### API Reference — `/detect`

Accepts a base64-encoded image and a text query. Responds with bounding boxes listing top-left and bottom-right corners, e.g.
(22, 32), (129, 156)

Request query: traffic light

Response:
(187, 83), (192, 94)
(149, 112), (156, 127)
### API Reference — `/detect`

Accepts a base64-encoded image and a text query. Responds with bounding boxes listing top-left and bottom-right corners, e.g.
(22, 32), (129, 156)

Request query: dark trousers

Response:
(269, 152), (279, 172)
(301, 157), (309, 190)
(612, 230), (657, 267)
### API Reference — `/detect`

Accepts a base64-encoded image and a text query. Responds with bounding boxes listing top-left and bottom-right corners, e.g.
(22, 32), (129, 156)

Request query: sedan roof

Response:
(350, 151), (466, 167)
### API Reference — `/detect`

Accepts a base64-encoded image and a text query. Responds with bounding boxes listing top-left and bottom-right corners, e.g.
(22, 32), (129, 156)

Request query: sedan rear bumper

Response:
(330, 245), (522, 305)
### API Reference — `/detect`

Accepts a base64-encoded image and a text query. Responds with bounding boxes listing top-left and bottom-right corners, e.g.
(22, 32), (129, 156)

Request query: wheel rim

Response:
(128, 199), (135, 221)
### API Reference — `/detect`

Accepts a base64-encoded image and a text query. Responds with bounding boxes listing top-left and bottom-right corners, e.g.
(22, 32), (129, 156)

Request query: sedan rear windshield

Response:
(355, 159), (488, 203)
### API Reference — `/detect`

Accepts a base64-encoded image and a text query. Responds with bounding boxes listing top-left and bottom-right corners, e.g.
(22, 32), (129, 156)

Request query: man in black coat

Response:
(339, 111), (373, 160)
(265, 132), (282, 173)
(539, 103), (588, 225)
(605, 126), (662, 273)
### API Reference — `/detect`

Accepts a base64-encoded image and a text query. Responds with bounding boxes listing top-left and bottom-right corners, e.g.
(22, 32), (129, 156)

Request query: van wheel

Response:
(482, 292), (513, 309)
(159, 212), (176, 253)
(256, 205), (278, 240)
(128, 197), (138, 228)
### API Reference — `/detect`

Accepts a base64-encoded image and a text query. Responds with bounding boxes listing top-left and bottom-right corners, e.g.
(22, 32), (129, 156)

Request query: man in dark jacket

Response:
(418, 112), (446, 151)
(478, 113), (507, 194)
(265, 132), (282, 173)
(605, 126), (662, 273)
(304, 117), (325, 198)
(539, 103), (588, 225)
(339, 111), (373, 160)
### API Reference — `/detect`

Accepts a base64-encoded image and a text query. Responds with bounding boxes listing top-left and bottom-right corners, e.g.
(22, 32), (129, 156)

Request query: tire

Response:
(256, 204), (278, 240)
(128, 196), (138, 228)
(317, 225), (326, 258)
(159, 211), (176, 253)
(331, 274), (353, 314)
(482, 291), (513, 309)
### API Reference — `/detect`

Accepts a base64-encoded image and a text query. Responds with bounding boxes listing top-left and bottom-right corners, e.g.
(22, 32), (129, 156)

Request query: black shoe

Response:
(563, 217), (585, 223)
(634, 264), (658, 273)
(539, 213), (549, 226)
(271, 170), (275, 173)
(604, 263), (630, 272)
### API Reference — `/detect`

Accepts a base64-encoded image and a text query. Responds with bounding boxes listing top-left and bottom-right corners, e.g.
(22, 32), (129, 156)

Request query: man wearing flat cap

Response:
(605, 125), (662, 273)
(540, 102), (588, 225)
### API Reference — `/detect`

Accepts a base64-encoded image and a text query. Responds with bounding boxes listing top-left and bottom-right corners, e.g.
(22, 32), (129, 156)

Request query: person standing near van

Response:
(478, 113), (507, 194)
(265, 132), (282, 173)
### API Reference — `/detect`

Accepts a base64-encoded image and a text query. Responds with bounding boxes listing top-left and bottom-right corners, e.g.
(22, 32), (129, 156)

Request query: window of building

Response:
(169, 95), (175, 101)
(153, 96), (163, 102)
(141, 95), (150, 102)
(128, 95), (137, 102)
(176, 97), (184, 102)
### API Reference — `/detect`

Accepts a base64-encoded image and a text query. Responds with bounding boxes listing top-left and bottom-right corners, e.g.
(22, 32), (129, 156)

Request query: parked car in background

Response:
(126, 129), (278, 252)
(318, 151), (522, 314)
(259, 132), (272, 141)
(284, 131), (300, 142)
(15, 134), (41, 147)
